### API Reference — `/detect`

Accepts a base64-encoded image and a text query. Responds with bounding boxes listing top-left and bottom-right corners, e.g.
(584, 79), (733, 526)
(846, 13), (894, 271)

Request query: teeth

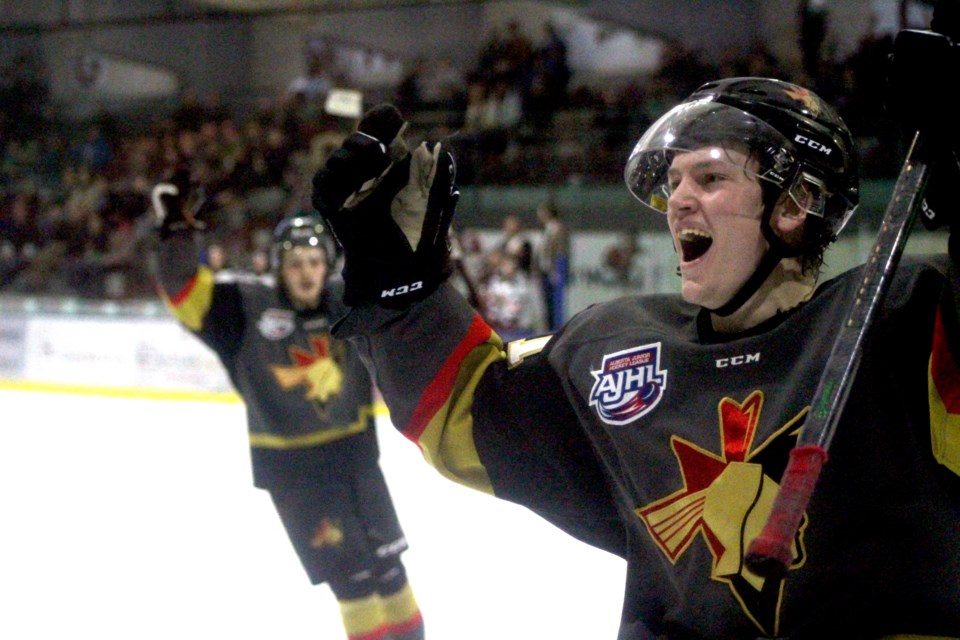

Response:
(678, 228), (710, 241)
(677, 228), (713, 262)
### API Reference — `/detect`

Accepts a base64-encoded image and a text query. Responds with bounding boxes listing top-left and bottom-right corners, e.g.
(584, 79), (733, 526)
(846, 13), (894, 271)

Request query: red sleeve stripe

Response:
(930, 308), (960, 414)
(170, 274), (199, 306)
(403, 313), (493, 442)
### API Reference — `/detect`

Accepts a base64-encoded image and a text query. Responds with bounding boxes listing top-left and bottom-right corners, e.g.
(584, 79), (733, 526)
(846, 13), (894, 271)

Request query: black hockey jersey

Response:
(155, 233), (378, 489)
(336, 255), (960, 639)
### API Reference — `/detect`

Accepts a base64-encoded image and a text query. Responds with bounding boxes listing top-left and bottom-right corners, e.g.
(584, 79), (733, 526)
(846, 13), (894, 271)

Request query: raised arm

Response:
(151, 167), (242, 353)
(311, 104), (499, 488)
(312, 105), (625, 555)
(887, 8), (960, 477)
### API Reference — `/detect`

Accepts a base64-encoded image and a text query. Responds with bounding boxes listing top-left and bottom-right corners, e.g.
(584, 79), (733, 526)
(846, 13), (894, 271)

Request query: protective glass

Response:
(625, 99), (806, 216)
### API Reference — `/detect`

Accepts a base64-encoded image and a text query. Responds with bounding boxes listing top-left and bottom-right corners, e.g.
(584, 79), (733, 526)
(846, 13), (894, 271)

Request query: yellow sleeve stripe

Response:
(928, 360), (960, 476)
(928, 309), (960, 476)
(408, 316), (504, 495)
(165, 266), (216, 332)
(248, 405), (375, 449)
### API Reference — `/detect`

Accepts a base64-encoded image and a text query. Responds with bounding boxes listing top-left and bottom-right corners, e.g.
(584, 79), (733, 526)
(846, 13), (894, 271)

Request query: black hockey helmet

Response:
(270, 215), (334, 271)
(625, 77), (859, 243)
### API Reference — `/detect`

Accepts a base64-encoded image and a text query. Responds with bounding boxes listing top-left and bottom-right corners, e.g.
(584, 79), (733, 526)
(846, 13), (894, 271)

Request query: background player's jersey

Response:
(338, 255), (960, 639)
(155, 232), (378, 489)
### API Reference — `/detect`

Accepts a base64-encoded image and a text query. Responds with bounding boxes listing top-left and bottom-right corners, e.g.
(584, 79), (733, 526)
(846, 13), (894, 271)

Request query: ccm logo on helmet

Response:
(381, 281), (424, 298)
(794, 134), (832, 156)
(716, 352), (760, 368)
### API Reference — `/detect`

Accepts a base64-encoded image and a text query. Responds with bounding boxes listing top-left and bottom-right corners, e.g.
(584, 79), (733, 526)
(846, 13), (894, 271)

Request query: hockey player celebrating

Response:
(150, 184), (426, 640)
(309, 32), (960, 640)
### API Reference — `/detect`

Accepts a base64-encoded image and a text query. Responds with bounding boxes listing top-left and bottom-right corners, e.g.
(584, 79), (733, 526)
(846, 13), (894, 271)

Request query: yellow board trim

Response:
(0, 380), (391, 421)
(0, 379), (241, 404)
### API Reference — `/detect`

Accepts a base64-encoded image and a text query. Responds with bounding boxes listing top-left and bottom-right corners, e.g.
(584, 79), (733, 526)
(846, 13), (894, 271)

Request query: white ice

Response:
(0, 389), (626, 639)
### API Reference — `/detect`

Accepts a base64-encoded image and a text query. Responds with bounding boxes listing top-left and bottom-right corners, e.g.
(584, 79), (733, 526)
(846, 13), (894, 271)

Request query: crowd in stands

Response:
(446, 197), (574, 340)
(0, 16), (903, 311)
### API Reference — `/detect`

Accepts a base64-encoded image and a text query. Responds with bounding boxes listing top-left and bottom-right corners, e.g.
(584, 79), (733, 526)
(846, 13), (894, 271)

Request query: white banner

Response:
(13, 314), (232, 395)
(0, 317), (27, 378)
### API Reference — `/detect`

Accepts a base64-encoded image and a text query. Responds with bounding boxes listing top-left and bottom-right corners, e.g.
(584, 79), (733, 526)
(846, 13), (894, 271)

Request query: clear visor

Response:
(625, 99), (821, 216)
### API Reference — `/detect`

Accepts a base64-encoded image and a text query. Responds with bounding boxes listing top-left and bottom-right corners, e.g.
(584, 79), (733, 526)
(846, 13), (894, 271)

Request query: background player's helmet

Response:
(270, 215), (333, 271)
(624, 77), (859, 244)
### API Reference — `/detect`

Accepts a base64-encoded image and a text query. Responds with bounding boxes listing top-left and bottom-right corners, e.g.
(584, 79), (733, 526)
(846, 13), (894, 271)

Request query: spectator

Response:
(799, 0), (830, 84)
(65, 203), (141, 299)
(534, 200), (571, 330)
(496, 213), (534, 274)
(6, 198), (73, 293)
(286, 53), (334, 105)
(171, 89), (211, 133)
(249, 248), (270, 276)
(71, 124), (113, 173)
(523, 22), (571, 129)
(602, 230), (640, 285)
(480, 250), (541, 342)
(206, 242), (228, 273)
(0, 191), (41, 287)
(447, 226), (484, 312)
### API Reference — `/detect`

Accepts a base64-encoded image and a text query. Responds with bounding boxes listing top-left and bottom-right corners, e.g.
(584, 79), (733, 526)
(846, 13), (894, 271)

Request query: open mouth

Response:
(677, 228), (713, 262)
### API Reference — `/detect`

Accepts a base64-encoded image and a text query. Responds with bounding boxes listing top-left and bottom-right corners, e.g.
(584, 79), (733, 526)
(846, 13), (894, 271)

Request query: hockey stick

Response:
(743, 128), (935, 579)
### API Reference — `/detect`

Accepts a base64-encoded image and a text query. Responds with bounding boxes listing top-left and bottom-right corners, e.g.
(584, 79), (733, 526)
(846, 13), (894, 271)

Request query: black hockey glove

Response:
(886, 2), (960, 231)
(151, 166), (209, 239)
(918, 148), (960, 231)
(311, 103), (459, 309)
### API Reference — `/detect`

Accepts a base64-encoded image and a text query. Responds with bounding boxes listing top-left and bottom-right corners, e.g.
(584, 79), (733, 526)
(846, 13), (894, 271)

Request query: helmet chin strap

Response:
(710, 245), (782, 316)
(710, 198), (792, 317)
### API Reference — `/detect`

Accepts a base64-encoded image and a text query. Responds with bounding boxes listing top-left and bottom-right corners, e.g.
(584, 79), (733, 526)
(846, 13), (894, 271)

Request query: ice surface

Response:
(0, 389), (626, 640)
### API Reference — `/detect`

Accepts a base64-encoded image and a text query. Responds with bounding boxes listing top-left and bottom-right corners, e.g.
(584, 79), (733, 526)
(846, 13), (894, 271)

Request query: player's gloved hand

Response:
(918, 148), (960, 231)
(886, 2), (960, 140)
(885, 1), (960, 231)
(311, 103), (459, 309)
(151, 166), (209, 239)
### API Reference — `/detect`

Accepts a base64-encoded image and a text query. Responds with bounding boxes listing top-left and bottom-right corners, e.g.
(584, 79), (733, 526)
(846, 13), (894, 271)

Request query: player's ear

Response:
(772, 191), (808, 236)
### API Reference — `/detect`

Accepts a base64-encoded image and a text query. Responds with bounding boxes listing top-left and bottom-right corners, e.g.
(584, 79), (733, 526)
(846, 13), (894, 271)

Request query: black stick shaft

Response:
(744, 130), (932, 578)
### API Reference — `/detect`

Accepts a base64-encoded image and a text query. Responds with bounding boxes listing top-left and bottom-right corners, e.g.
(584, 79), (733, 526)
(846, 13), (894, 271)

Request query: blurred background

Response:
(0, 0), (943, 311)
(4, 0), (949, 393)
